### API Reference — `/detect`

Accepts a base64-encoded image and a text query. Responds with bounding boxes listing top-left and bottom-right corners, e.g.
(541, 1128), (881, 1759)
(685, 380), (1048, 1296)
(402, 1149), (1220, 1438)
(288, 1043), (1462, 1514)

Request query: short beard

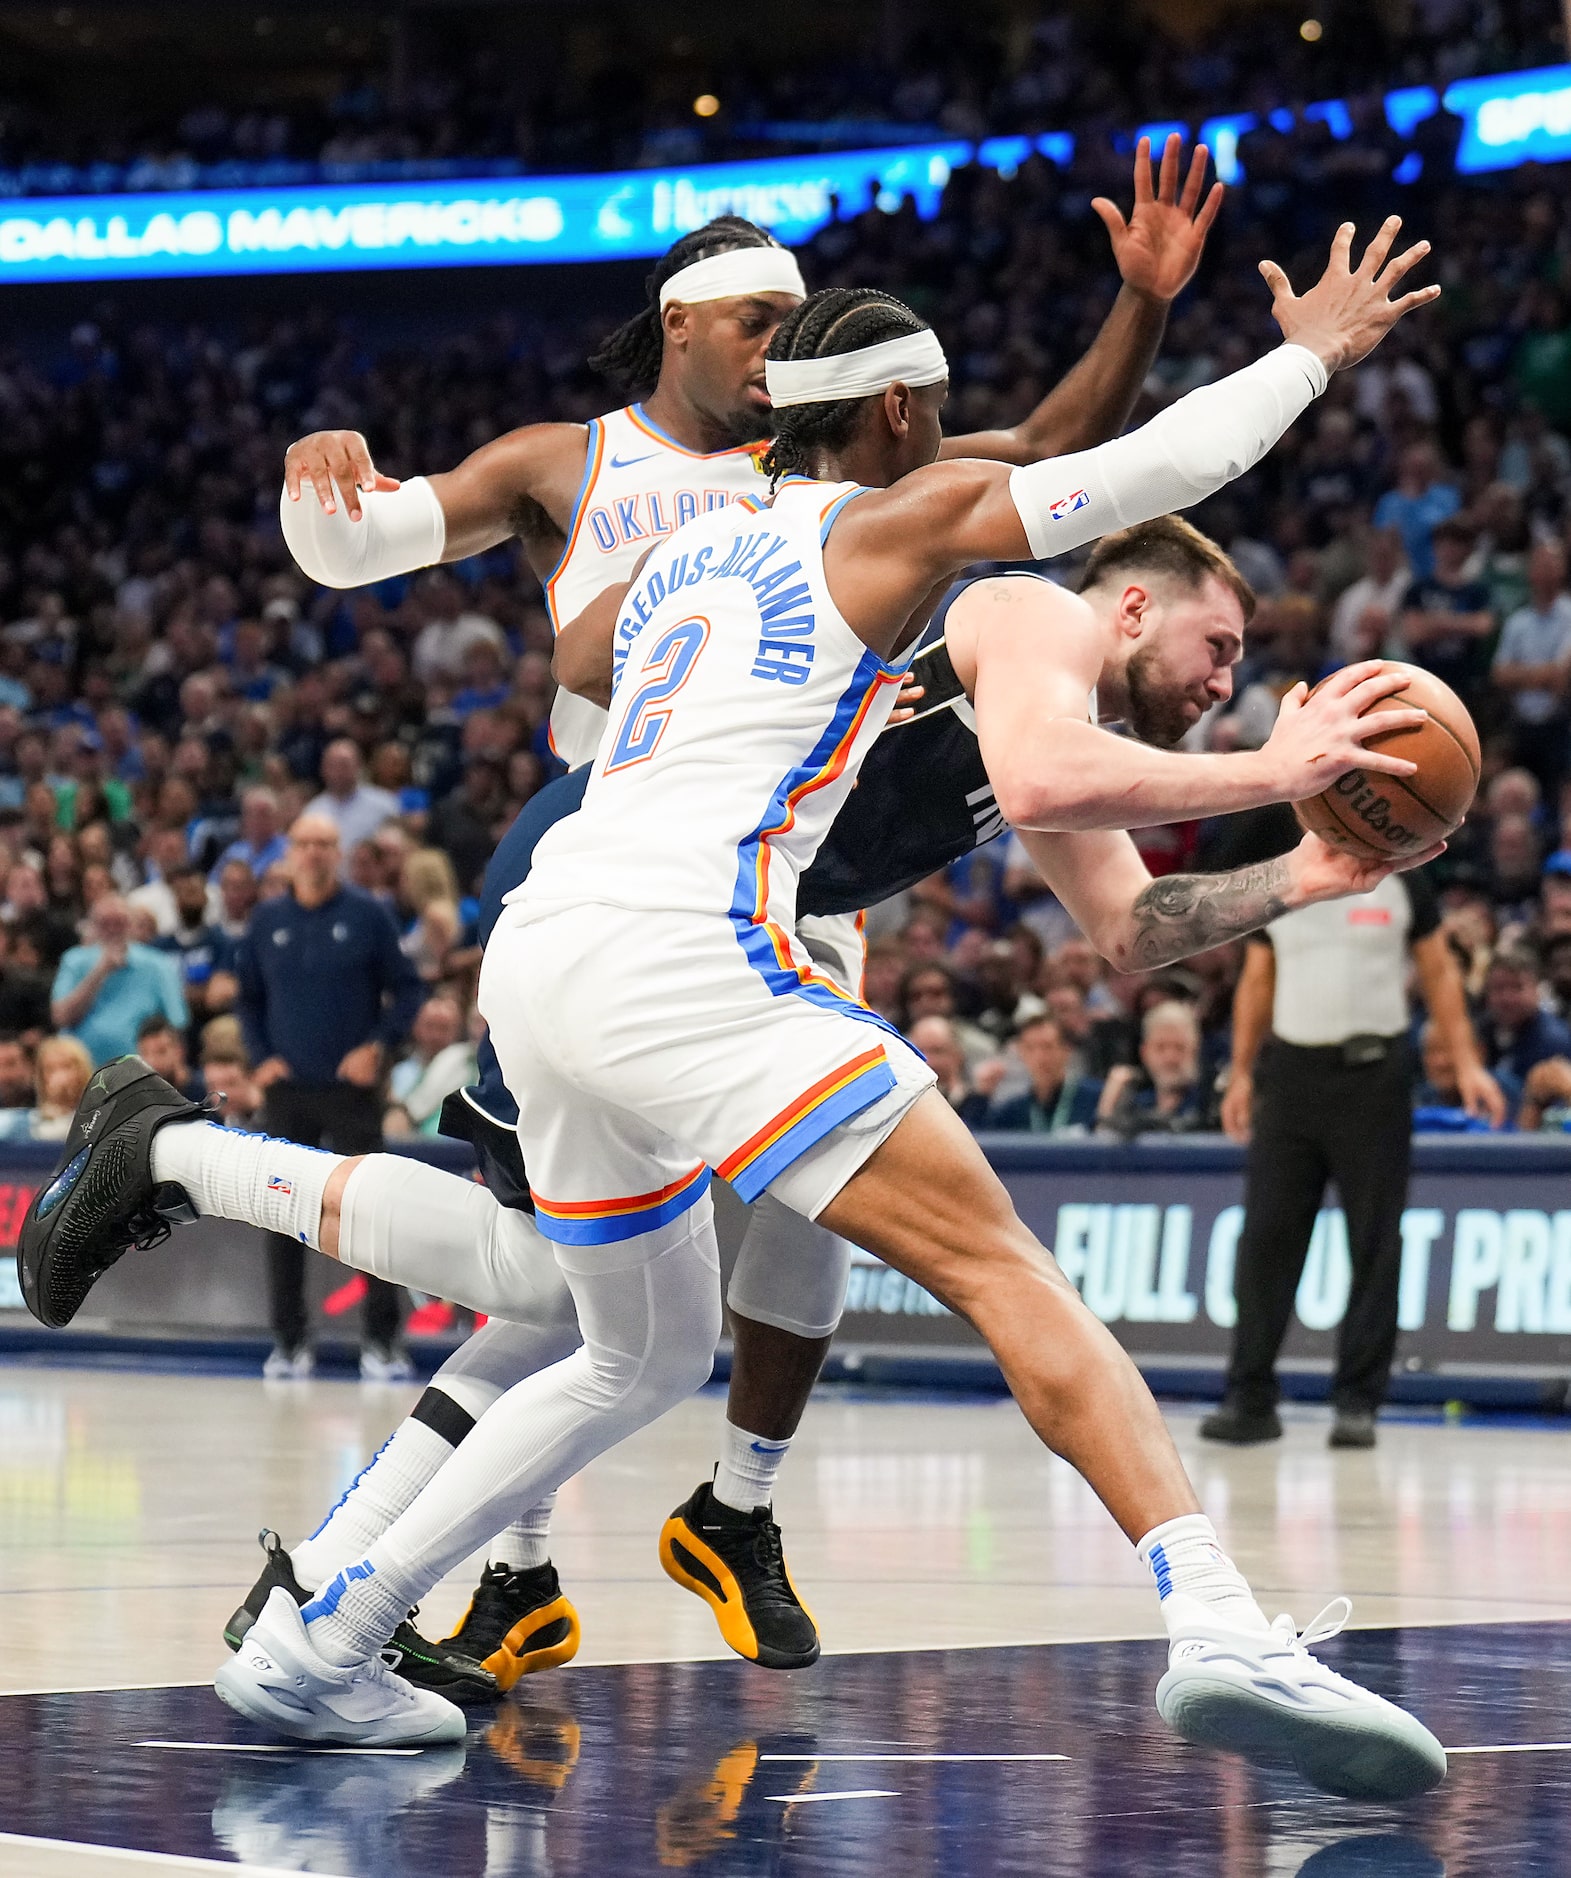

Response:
(1123, 644), (1195, 749)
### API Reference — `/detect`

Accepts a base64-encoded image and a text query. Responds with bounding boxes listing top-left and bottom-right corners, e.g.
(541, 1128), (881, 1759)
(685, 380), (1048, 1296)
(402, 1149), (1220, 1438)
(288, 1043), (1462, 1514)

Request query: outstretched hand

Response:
(1091, 134), (1224, 304)
(284, 429), (402, 521)
(1262, 217), (1441, 374)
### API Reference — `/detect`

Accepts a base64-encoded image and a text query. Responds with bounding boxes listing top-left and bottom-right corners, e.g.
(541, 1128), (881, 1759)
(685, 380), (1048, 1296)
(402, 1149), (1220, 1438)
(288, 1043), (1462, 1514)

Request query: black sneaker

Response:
(1199, 1402), (1284, 1445)
(223, 1529), (500, 1707)
(1329, 1410), (1377, 1449)
(658, 1481), (820, 1670)
(444, 1561), (581, 1692)
(16, 1055), (209, 1329)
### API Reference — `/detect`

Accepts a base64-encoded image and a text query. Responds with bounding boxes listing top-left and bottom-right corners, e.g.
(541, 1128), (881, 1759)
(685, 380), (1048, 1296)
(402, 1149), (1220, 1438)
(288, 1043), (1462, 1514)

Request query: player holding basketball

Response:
(242, 141), (1228, 1678)
(26, 214), (1453, 1800)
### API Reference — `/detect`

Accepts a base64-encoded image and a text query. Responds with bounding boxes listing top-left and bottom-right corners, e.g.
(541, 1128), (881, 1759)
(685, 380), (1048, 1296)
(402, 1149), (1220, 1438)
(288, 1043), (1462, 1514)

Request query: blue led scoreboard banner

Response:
(3, 62), (1571, 285)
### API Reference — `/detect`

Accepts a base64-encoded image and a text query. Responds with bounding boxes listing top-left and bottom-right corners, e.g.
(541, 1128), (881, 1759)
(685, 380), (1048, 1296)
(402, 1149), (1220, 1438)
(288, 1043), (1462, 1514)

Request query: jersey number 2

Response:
(604, 616), (710, 773)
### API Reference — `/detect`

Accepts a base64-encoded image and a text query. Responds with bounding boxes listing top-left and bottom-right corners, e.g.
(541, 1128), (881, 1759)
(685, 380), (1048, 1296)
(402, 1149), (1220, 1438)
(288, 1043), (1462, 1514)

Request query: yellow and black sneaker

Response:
(444, 1561), (581, 1693)
(222, 1529), (500, 1707)
(658, 1481), (820, 1670)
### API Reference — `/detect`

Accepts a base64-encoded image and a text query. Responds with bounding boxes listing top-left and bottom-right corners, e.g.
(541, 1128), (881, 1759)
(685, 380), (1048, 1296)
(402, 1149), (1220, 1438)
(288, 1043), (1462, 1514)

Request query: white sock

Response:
(494, 1493), (556, 1571)
(290, 1417), (455, 1592)
(1137, 1513), (1271, 1637)
(150, 1119), (337, 1247)
(712, 1421), (791, 1513)
(302, 1201), (721, 1665)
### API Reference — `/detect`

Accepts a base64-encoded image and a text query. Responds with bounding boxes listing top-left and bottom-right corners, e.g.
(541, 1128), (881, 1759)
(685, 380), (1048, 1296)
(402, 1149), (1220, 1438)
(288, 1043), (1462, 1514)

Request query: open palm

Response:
(1092, 134), (1224, 304)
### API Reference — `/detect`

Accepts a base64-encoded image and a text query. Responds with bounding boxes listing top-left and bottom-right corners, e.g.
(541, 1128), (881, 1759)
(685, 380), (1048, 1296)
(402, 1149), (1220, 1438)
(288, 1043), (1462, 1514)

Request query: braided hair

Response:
(759, 289), (931, 485)
(587, 217), (783, 397)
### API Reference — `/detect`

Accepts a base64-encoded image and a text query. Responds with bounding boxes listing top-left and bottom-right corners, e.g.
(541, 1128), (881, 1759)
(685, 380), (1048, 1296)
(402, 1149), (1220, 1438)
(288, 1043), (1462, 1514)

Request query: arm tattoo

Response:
(1126, 856), (1293, 970)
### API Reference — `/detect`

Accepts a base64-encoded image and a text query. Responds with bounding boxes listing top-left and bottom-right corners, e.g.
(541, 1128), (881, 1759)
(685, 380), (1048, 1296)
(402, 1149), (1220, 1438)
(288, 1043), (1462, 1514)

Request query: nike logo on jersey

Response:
(608, 452), (657, 469)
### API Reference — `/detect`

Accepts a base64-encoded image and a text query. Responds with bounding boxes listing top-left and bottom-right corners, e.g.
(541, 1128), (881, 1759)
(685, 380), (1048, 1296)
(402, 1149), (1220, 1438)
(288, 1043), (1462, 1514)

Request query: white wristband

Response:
(279, 473), (447, 590)
(1008, 343), (1328, 560)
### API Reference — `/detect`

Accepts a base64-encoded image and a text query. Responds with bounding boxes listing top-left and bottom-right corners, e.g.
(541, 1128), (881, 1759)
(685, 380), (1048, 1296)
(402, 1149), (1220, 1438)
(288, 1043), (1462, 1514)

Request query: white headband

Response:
(658, 247), (807, 307)
(765, 330), (949, 407)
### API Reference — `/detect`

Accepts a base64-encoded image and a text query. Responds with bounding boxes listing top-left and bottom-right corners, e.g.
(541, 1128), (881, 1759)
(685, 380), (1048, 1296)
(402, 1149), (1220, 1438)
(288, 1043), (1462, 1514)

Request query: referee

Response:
(1201, 804), (1504, 1450)
(238, 811), (422, 1381)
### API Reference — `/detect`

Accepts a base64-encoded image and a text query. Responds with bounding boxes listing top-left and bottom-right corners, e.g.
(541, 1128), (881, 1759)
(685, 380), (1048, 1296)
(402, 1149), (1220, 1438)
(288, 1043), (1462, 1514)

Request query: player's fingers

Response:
(348, 436), (378, 492)
(1157, 131), (1181, 203)
(306, 456), (336, 512)
(1132, 136), (1154, 203)
(325, 445), (364, 519)
(1090, 197), (1127, 239)
(1355, 747), (1421, 778)
(1349, 703), (1429, 740)
(284, 457), (302, 501)
(1276, 679), (1308, 715)
(1316, 657), (1388, 696)
(1357, 213), (1403, 279)
(1179, 141), (1209, 213)
(1328, 221), (1355, 272)
(1392, 840), (1448, 872)
(373, 472), (402, 492)
(1259, 258), (1293, 300)
(1376, 237), (1432, 289)
(1392, 283), (1444, 316)
(1194, 178), (1225, 238)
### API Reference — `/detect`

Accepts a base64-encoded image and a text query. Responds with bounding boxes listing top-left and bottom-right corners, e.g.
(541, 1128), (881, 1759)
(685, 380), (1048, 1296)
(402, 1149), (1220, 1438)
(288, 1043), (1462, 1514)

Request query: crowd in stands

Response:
(8, 71), (1571, 1141)
(0, 0), (1561, 192)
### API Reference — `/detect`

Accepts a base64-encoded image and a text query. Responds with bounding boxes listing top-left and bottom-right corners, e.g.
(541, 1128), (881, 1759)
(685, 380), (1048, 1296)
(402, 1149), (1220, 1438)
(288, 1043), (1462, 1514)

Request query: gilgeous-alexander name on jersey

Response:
(543, 403), (771, 768)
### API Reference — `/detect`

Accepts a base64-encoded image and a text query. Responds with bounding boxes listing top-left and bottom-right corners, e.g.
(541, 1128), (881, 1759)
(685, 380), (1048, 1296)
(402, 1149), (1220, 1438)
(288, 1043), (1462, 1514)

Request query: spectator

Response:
(987, 1015), (1102, 1134)
(135, 1013), (204, 1100)
(1414, 1018), (1519, 1127)
(1372, 441), (1461, 581)
(1516, 1056), (1571, 1132)
(0, 1034), (92, 1143)
(51, 893), (187, 1066)
(0, 1034), (33, 1107)
(201, 1042), (263, 1130)
(397, 849), (463, 984)
(304, 739), (400, 853)
(384, 994), (476, 1137)
(1330, 526), (1410, 663)
(896, 961), (994, 1069)
(1096, 1001), (1218, 1137)
(1491, 540), (1571, 796)
(1398, 517), (1495, 706)
(428, 757), (506, 894)
(127, 827), (195, 936)
(1481, 944), (1571, 1082)
(0, 923), (53, 1034)
(237, 811), (422, 1382)
(209, 787), (287, 883)
(907, 1014), (999, 1130)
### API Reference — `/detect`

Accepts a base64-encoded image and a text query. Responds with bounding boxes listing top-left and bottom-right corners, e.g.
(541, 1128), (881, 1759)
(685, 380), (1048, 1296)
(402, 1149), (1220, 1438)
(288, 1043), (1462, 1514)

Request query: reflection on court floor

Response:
(1, 1624), (1569, 1875)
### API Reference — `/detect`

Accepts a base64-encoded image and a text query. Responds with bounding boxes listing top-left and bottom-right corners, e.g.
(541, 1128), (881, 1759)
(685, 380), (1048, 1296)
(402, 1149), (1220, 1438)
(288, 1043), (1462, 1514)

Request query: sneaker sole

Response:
(213, 1656), (467, 1747)
(467, 1598), (582, 1693)
(657, 1516), (820, 1671)
(1157, 1668), (1447, 1800)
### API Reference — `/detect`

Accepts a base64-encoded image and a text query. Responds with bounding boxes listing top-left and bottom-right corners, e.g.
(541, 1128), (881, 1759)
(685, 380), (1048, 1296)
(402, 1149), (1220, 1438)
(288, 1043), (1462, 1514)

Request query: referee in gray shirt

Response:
(1201, 805), (1503, 1449)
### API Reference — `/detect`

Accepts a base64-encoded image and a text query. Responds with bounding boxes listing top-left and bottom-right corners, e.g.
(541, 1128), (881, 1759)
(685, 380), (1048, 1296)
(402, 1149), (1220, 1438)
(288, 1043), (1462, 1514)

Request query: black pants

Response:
(263, 1080), (401, 1353)
(1226, 1035), (1413, 1416)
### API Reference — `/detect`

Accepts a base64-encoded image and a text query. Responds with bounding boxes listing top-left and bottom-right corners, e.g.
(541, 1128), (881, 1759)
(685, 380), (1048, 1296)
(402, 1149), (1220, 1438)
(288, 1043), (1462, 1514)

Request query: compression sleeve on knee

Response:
(279, 475), (446, 589)
(727, 1193), (852, 1339)
(1008, 344), (1328, 559)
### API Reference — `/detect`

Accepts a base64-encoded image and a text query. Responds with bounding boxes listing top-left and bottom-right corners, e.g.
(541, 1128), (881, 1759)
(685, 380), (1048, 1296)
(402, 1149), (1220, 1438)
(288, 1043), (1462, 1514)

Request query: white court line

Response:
(761, 1752), (1068, 1763)
(0, 1831), (304, 1875)
(1446, 1742), (1571, 1755)
(766, 1789), (899, 1804)
(134, 1739), (421, 1756)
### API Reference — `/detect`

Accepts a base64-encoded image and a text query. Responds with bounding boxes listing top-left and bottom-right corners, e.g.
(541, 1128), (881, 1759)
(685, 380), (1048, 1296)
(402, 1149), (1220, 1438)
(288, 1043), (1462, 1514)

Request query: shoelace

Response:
(748, 1516), (790, 1583)
(370, 1647), (416, 1703)
(1267, 1596), (1353, 1655)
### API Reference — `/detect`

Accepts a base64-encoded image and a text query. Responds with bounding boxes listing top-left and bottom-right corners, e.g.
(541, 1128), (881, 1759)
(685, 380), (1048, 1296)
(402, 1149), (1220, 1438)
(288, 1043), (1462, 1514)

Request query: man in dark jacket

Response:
(987, 1014), (1102, 1133)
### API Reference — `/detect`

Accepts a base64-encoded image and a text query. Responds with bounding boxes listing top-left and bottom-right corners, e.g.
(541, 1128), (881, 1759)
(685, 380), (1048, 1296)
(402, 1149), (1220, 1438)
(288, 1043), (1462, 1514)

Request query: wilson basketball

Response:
(1293, 662), (1481, 860)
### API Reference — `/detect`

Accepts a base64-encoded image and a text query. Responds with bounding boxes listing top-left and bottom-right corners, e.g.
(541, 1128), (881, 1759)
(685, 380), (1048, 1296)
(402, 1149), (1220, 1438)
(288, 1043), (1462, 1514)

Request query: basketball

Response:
(1293, 662), (1481, 860)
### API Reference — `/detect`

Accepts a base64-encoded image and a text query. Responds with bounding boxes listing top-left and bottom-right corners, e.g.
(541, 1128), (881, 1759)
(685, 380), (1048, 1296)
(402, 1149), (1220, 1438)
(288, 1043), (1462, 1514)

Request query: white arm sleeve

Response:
(278, 474), (447, 589)
(1008, 343), (1328, 559)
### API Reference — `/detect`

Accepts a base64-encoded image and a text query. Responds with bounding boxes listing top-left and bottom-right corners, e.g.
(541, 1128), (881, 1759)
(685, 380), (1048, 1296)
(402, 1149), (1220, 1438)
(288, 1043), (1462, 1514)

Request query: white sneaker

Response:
(262, 1343), (314, 1381)
(359, 1343), (415, 1383)
(214, 1585), (466, 1747)
(1155, 1596), (1447, 1800)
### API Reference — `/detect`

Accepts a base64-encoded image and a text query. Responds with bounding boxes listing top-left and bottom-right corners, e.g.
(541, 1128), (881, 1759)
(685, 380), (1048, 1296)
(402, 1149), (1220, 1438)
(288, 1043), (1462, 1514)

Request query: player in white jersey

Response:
(134, 209), (1454, 1793)
(232, 148), (1228, 1671)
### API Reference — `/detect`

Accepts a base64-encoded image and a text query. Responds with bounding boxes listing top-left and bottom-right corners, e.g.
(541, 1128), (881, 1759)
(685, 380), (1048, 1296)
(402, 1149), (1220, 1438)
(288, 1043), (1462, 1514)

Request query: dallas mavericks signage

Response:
(841, 1136), (1571, 1376)
(4, 61), (1571, 285)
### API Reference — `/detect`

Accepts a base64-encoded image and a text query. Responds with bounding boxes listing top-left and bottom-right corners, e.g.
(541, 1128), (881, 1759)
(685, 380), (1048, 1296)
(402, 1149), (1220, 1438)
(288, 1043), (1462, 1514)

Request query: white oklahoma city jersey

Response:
(517, 477), (912, 936)
(544, 403), (771, 768)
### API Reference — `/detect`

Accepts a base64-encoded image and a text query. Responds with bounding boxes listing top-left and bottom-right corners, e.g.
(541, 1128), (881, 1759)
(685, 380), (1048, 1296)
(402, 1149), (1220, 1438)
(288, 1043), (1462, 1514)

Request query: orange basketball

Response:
(1292, 662), (1481, 861)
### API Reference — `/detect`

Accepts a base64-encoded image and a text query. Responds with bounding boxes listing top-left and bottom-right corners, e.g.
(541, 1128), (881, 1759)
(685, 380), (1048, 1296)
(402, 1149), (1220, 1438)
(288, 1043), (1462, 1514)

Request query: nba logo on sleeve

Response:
(1047, 489), (1091, 522)
(267, 1174), (295, 1196)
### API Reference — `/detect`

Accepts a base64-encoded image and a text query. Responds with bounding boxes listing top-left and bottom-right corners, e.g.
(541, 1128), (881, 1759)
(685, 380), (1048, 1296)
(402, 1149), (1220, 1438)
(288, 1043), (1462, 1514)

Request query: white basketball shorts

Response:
(479, 900), (934, 1247)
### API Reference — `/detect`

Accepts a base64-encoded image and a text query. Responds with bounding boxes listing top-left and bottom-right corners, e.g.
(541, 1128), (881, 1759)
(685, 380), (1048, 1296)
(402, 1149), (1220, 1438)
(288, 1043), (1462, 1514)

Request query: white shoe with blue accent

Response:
(1155, 1596), (1447, 1800)
(214, 1586), (466, 1746)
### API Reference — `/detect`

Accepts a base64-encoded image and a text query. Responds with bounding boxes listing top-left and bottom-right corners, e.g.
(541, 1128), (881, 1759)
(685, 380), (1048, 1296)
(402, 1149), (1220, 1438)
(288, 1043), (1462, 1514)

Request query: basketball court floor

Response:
(3, 1358), (1570, 1875)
